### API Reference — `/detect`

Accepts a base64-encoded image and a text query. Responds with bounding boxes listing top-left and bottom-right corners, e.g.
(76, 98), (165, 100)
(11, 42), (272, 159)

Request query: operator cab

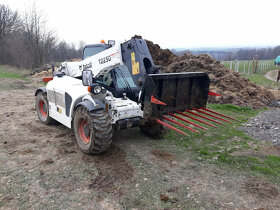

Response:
(82, 43), (140, 101)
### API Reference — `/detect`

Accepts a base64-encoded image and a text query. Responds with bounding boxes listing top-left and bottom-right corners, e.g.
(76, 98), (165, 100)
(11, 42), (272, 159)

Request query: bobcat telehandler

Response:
(35, 38), (236, 154)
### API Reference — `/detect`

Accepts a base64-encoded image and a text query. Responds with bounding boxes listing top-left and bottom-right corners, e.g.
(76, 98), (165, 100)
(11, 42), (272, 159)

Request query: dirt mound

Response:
(32, 69), (52, 77)
(163, 53), (276, 108)
(133, 36), (277, 108)
(132, 35), (176, 66)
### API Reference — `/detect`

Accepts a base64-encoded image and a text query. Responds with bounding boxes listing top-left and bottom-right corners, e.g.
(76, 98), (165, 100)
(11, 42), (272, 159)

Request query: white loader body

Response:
(46, 41), (143, 129)
(46, 76), (88, 128)
(60, 43), (123, 78)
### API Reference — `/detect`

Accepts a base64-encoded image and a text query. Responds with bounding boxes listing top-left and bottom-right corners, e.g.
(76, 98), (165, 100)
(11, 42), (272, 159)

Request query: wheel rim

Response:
(38, 100), (47, 118)
(78, 118), (90, 144)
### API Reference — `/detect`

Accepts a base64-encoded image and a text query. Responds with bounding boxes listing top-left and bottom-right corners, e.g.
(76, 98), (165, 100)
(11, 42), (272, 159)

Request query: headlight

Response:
(93, 85), (102, 94)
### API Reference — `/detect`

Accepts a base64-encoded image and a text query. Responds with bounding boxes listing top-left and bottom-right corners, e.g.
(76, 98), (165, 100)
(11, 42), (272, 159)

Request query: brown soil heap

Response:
(165, 54), (276, 108)
(134, 35), (276, 109)
(132, 35), (176, 67)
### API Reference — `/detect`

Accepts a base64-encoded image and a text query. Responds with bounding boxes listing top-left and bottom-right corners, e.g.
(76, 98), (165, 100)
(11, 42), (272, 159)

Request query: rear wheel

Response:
(35, 92), (55, 125)
(140, 121), (170, 139)
(73, 106), (113, 154)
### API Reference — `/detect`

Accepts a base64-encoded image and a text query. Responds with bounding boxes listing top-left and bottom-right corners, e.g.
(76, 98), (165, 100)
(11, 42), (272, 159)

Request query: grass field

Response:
(0, 65), (31, 91)
(222, 60), (279, 89)
(0, 65), (30, 80)
(242, 69), (279, 89)
(165, 104), (280, 183)
(222, 59), (276, 74)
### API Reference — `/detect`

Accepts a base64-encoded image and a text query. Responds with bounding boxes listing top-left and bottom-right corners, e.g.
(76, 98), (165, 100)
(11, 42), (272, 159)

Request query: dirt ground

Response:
(265, 69), (279, 82)
(1, 78), (280, 209)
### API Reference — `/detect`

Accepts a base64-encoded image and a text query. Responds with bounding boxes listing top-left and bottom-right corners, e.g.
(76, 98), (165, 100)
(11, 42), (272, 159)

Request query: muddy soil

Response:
(0, 77), (280, 209)
(164, 54), (278, 109)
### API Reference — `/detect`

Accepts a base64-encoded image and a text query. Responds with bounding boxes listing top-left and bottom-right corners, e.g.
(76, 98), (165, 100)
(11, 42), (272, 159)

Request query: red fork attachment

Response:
(208, 91), (222, 96)
(193, 108), (232, 123)
(177, 111), (217, 128)
(151, 95), (166, 105)
(161, 115), (199, 133)
(185, 110), (223, 125)
(155, 119), (189, 136)
(167, 113), (208, 131)
(200, 107), (238, 121)
(150, 93), (238, 136)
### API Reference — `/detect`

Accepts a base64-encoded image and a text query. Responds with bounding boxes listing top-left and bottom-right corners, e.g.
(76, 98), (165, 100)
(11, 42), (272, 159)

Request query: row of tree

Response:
(174, 46), (280, 61)
(0, 4), (83, 70)
(222, 46), (280, 61)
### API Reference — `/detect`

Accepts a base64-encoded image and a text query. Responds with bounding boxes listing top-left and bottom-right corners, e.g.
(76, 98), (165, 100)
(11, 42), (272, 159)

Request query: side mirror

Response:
(82, 70), (93, 86)
(108, 40), (115, 46)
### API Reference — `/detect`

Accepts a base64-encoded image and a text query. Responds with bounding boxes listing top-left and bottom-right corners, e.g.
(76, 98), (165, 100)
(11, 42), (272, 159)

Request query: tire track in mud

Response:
(82, 145), (135, 198)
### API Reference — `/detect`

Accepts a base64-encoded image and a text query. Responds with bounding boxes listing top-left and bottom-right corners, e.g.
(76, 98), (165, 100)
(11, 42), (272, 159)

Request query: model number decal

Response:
(99, 56), (111, 64)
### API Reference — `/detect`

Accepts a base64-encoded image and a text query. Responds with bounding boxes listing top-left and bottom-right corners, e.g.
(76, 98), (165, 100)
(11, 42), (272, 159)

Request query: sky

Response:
(1, 0), (280, 49)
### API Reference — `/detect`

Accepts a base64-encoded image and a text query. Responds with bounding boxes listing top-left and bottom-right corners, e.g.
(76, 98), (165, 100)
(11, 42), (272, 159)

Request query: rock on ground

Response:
(239, 109), (280, 145)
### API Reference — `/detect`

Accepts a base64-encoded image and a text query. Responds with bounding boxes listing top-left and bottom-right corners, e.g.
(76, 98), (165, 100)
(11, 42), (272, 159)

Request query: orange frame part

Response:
(43, 77), (53, 83)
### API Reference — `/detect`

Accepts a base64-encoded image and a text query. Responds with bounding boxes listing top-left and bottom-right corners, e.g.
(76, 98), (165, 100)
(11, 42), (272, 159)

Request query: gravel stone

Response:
(239, 109), (280, 145)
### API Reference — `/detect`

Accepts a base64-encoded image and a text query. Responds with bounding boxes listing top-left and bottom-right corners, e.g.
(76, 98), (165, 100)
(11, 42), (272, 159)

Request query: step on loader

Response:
(35, 38), (236, 154)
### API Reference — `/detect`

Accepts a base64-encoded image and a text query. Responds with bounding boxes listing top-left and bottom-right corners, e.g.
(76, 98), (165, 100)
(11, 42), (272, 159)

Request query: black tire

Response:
(35, 92), (56, 125)
(140, 121), (170, 139)
(73, 106), (113, 154)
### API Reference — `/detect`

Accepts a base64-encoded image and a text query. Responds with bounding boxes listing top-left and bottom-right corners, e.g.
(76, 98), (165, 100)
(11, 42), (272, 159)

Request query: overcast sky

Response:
(1, 0), (280, 49)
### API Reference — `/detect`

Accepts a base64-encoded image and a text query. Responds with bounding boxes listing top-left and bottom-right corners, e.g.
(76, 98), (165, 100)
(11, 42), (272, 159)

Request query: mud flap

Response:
(140, 72), (210, 121)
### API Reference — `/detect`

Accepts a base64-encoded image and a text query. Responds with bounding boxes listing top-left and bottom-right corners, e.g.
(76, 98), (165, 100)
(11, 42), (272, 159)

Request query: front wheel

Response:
(73, 106), (113, 154)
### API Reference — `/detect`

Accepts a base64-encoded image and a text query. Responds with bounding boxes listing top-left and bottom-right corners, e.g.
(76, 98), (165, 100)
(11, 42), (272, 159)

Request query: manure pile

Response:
(135, 36), (277, 108)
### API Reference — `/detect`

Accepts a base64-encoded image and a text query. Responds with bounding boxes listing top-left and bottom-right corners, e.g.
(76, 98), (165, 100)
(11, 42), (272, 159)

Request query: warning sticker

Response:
(131, 52), (140, 75)
(57, 107), (62, 114)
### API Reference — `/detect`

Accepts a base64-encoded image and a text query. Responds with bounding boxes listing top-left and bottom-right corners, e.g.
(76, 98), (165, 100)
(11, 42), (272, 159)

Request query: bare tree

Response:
(21, 4), (56, 69)
(0, 4), (20, 64)
(0, 4), (83, 69)
(0, 4), (19, 39)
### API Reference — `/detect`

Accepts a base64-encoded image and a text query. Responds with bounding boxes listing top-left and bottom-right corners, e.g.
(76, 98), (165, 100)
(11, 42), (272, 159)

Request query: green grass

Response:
(0, 71), (25, 79)
(0, 65), (33, 91)
(165, 104), (280, 182)
(242, 69), (279, 89)
(0, 65), (30, 80)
